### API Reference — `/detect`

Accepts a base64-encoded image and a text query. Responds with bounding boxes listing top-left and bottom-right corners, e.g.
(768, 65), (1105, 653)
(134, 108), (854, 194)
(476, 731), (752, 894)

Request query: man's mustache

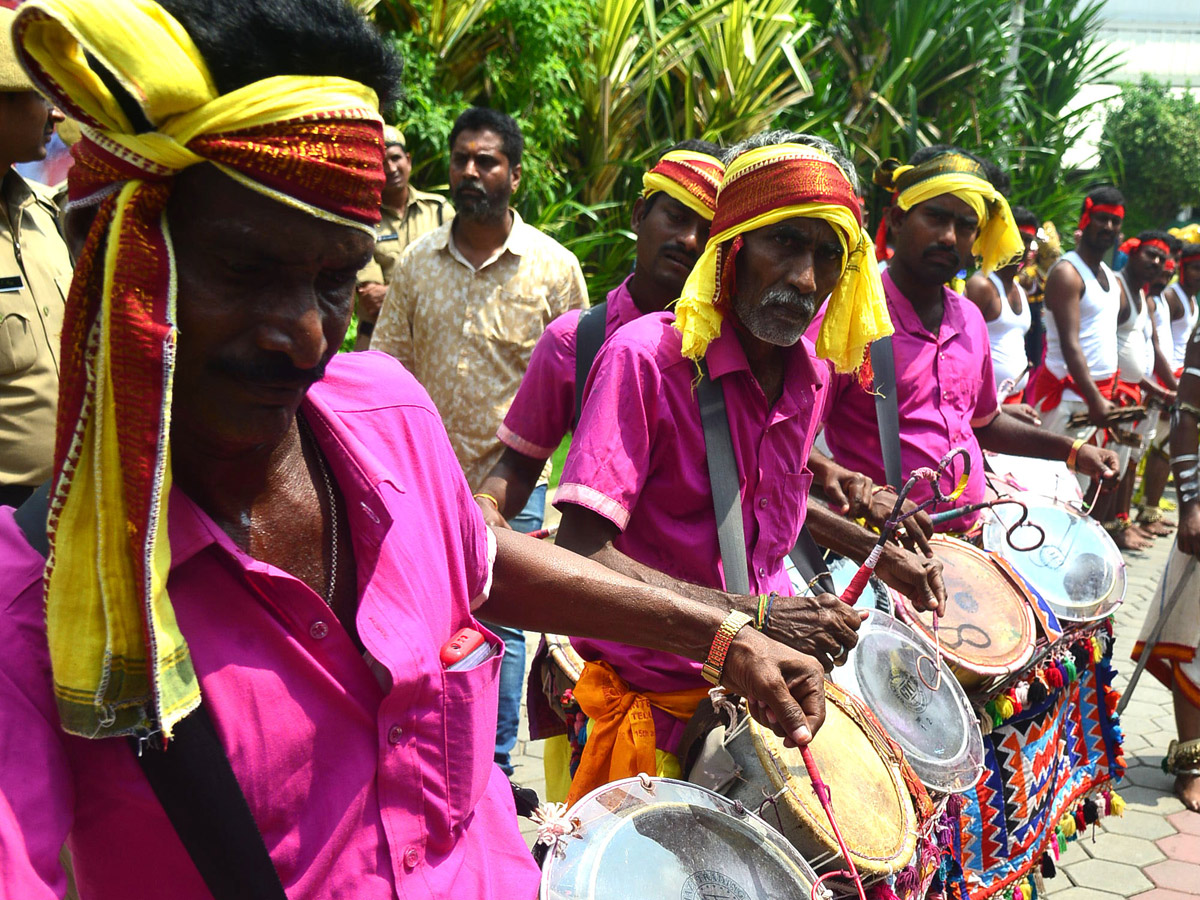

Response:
(761, 285), (818, 316)
(212, 353), (326, 386)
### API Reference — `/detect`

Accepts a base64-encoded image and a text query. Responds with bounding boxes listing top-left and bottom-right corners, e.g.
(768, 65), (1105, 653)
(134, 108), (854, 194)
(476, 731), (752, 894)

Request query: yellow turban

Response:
(674, 142), (892, 374)
(875, 152), (1023, 276)
(641, 149), (724, 221)
(16, 0), (384, 741)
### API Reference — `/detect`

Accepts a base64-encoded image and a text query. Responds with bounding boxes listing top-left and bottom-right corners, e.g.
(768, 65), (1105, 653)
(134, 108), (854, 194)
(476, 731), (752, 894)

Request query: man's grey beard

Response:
(733, 284), (818, 347)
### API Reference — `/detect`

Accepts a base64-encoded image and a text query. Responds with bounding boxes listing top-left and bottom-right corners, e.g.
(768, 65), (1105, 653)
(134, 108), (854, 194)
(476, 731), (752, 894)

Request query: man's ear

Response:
(887, 204), (907, 231)
(631, 196), (646, 235)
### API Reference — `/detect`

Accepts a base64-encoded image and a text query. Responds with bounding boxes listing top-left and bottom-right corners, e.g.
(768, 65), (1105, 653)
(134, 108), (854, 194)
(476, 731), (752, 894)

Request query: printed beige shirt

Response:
(373, 211), (587, 490)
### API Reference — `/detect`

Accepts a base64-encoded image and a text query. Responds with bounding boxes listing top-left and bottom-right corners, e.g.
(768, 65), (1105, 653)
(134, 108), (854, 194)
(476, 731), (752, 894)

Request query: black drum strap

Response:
(573, 301), (609, 429)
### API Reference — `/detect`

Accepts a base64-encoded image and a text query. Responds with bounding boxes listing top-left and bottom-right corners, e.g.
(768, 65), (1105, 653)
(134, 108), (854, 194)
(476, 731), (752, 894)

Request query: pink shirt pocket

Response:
(438, 628), (503, 832)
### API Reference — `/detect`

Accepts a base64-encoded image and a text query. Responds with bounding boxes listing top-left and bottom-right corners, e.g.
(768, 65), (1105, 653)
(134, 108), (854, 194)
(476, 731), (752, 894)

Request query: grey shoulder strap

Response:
(870, 335), (904, 489)
(697, 365), (834, 596)
(573, 301), (609, 428)
(696, 365), (750, 595)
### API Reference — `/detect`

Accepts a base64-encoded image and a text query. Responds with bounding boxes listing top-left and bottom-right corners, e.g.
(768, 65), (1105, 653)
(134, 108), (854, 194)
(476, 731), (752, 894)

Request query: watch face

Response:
(681, 870), (750, 900)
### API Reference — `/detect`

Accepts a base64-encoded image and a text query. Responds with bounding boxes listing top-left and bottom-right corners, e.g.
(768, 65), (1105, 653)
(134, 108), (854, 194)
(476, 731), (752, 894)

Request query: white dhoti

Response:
(1132, 543), (1200, 707)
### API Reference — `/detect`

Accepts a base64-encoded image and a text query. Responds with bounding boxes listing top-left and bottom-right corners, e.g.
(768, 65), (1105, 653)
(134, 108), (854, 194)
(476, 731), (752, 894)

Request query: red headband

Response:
(1018, 225), (1038, 238)
(1142, 239), (1172, 257)
(1183, 253), (1200, 266)
(1078, 197), (1124, 232)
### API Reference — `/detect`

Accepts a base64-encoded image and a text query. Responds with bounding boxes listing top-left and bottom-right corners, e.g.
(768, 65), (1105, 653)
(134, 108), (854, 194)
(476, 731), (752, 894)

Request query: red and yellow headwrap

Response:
(875, 151), (1023, 275)
(641, 149), (724, 220)
(674, 143), (892, 373)
(1078, 196), (1124, 233)
(14, 0), (384, 741)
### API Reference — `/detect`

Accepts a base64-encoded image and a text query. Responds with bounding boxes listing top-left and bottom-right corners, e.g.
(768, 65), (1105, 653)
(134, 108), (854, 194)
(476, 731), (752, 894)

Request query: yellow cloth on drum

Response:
(15, 0), (383, 741)
(673, 143), (891, 374)
(884, 155), (1023, 276)
(566, 661), (707, 806)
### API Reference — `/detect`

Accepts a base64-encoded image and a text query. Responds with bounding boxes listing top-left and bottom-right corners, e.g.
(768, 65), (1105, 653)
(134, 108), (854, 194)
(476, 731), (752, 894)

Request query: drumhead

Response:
(540, 777), (819, 899)
(897, 536), (1036, 681)
(982, 492), (1126, 623)
(830, 610), (984, 794)
(749, 681), (918, 877)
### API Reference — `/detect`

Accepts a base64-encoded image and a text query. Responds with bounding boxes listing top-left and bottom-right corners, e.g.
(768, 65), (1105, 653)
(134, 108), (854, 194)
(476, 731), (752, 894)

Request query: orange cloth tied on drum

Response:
(567, 661), (709, 805)
(14, 0), (384, 741)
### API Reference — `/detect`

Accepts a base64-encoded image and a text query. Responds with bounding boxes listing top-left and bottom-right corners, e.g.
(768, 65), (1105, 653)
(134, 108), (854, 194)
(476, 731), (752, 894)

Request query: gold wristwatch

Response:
(701, 609), (754, 686)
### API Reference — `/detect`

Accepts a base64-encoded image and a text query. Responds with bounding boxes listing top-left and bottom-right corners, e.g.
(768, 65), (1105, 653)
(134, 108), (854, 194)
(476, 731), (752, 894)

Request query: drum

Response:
(787, 553), (893, 614)
(540, 776), (820, 899)
(830, 609), (985, 795)
(540, 633), (585, 721)
(982, 492), (1126, 623)
(690, 683), (922, 885)
(985, 451), (1083, 504)
(894, 536), (1037, 693)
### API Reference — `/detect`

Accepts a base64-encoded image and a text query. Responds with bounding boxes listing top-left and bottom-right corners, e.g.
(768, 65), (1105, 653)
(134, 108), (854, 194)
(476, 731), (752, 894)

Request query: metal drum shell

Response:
(830, 609), (986, 795)
(539, 776), (820, 899)
(981, 491), (1126, 623)
(894, 536), (1038, 693)
(719, 682), (919, 883)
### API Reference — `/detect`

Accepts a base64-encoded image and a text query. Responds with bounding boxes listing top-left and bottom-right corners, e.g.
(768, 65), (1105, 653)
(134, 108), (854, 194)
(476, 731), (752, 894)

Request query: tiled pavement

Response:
(510, 500), (1200, 895)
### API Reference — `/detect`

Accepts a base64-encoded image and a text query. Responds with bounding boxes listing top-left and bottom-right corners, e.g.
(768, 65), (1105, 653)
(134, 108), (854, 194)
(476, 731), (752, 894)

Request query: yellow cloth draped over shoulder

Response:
(673, 142), (892, 373)
(875, 150), (1024, 276)
(14, 0), (384, 740)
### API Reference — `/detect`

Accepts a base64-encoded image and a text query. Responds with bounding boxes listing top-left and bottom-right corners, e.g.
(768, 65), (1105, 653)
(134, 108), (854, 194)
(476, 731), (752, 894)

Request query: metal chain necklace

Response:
(299, 414), (337, 607)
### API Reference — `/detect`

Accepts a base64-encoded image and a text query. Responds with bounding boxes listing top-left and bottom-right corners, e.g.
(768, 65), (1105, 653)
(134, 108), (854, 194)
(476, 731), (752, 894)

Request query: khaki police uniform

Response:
(357, 186), (452, 291)
(0, 170), (73, 498)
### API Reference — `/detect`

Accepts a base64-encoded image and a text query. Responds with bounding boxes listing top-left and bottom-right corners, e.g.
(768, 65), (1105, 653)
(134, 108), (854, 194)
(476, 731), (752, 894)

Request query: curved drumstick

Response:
(928, 496), (1046, 552)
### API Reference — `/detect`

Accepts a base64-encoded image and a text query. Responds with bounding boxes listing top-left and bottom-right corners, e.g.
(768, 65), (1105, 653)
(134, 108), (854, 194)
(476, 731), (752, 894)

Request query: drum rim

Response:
(539, 776), (819, 896)
(832, 609), (986, 794)
(544, 633), (587, 683)
(896, 536), (1038, 676)
(981, 492), (1127, 622)
(747, 681), (919, 875)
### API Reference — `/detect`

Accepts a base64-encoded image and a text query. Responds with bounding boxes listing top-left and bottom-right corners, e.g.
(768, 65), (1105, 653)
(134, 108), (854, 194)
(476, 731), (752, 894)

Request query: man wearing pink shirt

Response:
(476, 141), (724, 526)
(553, 132), (928, 802)
(0, 3), (831, 899)
(820, 146), (1118, 532)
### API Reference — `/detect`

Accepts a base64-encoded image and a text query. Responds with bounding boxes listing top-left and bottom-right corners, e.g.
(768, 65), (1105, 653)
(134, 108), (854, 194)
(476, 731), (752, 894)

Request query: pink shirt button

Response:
(387, 724), (404, 745)
(404, 845), (422, 868)
(309, 620), (329, 640)
(759, 498), (768, 508)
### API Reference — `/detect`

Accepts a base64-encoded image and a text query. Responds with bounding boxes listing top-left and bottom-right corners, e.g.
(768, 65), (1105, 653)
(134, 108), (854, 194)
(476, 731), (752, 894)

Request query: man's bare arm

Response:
(481, 527), (827, 746)
(553, 503), (864, 668)
(964, 272), (1002, 322)
(474, 446), (546, 529)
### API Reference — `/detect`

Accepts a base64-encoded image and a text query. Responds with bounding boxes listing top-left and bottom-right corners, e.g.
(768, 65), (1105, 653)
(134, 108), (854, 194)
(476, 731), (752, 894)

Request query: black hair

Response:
(1166, 234), (1184, 254)
(158, 0), (402, 108)
(1181, 242), (1200, 258)
(907, 144), (1008, 194)
(1081, 186), (1124, 216)
(642, 139), (723, 213)
(1137, 229), (1173, 246)
(1012, 206), (1038, 232)
(448, 107), (524, 168)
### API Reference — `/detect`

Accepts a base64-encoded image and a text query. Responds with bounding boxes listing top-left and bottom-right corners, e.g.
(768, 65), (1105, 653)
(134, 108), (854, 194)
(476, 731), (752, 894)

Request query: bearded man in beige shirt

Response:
(373, 105), (587, 775)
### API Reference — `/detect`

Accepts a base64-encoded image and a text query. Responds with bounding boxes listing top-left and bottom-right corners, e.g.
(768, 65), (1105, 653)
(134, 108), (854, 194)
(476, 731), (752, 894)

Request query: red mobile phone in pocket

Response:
(440, 627), (489, 669)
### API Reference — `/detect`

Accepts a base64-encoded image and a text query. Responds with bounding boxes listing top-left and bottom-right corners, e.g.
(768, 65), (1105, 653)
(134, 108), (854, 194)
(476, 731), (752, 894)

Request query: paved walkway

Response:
(510, 502), (1200, 896)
